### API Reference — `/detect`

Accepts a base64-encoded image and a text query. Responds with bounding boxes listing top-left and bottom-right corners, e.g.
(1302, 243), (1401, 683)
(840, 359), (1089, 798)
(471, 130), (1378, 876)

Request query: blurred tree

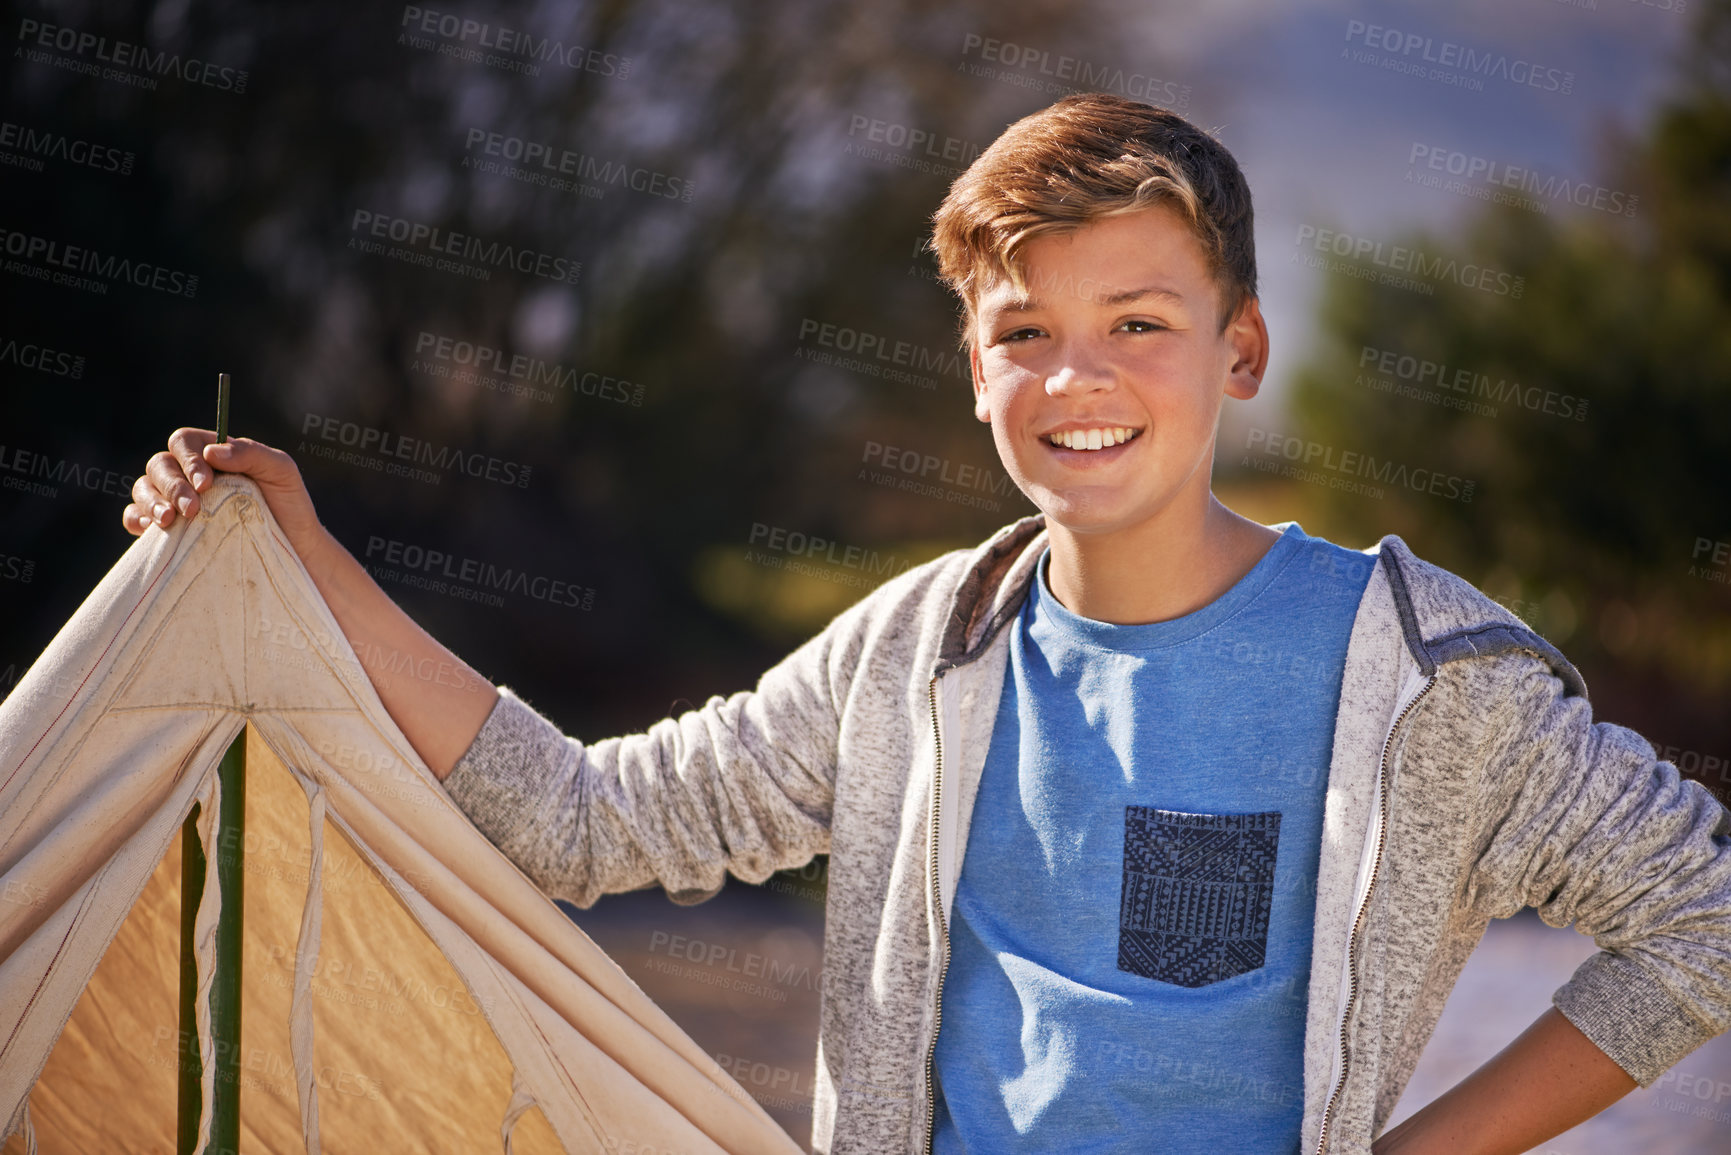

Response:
(0, 0), (1094, 735)
(1280, 0), (1731, 760)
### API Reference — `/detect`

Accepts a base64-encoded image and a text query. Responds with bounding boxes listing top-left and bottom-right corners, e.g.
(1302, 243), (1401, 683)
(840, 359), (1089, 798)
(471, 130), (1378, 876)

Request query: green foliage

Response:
(1284, 0), (1731, 688)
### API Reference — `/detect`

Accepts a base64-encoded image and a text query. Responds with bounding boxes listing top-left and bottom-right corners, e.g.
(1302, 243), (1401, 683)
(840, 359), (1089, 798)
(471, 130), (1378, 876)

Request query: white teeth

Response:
(1048, 427), (1139, 450)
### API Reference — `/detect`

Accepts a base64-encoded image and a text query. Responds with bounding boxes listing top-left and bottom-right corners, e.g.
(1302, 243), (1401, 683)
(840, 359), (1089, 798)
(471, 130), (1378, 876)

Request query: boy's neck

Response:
(1042, 495), (1283, 626)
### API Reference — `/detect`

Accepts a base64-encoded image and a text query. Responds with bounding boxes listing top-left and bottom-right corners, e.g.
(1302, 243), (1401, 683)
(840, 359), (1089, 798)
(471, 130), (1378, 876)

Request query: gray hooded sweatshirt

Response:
(444, 513), (1731, 1154)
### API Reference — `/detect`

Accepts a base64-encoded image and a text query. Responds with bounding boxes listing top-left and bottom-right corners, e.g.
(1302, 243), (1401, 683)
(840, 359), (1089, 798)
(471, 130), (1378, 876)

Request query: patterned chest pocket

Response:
(1117, 807), (1281, 988)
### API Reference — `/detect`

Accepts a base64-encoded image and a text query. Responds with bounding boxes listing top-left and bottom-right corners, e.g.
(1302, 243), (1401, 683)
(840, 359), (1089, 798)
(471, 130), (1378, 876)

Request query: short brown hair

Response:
(930, 93), (1257, 342)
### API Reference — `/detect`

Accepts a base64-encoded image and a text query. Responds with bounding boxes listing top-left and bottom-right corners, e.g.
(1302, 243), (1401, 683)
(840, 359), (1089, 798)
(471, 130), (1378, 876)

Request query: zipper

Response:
(921, 672), (951, 1155)
(1313, 671), (1436, 1155)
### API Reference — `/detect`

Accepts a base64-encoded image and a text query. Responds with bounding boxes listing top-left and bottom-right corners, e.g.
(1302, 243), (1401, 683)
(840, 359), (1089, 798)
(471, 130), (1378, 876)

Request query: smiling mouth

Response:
(1045, 426), (1143, 451)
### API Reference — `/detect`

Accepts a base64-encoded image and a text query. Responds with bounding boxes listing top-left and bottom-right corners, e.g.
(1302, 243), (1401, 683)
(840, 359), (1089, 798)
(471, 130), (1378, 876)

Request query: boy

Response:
(125, 94), (1731, 1154)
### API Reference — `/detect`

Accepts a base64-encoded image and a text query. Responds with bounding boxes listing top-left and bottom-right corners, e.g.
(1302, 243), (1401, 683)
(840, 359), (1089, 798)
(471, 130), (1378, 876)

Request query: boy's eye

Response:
(994, 320), (1164, 343)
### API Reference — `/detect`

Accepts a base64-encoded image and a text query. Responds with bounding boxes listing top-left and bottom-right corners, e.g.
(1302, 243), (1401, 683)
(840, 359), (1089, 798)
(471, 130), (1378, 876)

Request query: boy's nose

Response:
(1045, 359), (1117, 395)
(1042, 335), (1119, 395)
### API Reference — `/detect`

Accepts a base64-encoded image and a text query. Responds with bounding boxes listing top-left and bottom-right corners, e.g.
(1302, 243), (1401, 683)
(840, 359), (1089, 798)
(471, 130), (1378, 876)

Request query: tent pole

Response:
(177, 371), (244, 1153)
(212, 728), (246, 1151)
(177, 727), (246, 1154)
(175, 802), (203, 1154)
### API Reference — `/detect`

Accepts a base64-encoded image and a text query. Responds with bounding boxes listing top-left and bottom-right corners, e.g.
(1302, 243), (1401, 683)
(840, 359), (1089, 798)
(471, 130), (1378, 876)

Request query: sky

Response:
(1107, 0), (1692, 404)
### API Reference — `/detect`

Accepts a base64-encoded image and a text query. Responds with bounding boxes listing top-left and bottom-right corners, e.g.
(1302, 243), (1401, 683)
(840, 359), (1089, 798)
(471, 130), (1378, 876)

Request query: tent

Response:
(0, 475), (805, 1154)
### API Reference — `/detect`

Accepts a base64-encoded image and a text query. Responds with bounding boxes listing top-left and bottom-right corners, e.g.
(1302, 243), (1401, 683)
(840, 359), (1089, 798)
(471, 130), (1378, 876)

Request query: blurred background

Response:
(1, 0), (1727, 1149)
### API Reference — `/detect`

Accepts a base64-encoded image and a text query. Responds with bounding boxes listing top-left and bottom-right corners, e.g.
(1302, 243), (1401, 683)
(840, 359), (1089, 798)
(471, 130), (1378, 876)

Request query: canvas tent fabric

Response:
(4, 726), (575, 1153)
(0, 474), (804, 1155)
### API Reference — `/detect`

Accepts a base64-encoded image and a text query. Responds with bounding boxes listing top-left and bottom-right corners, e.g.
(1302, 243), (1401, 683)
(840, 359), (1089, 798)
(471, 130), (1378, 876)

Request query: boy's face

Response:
(968, 205), (1267, 539)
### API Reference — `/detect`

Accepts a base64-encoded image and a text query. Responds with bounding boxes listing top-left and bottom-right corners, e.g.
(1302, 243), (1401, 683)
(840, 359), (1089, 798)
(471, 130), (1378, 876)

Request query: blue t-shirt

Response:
(931, 523), (1377, 1154)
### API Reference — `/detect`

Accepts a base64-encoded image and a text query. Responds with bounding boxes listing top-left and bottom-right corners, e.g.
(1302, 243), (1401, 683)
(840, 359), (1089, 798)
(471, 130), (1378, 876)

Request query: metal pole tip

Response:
(216, 373), (231, 444)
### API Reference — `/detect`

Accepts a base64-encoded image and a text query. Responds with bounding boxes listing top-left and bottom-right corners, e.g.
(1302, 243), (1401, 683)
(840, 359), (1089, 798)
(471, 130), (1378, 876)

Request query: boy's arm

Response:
(1380, 654), (1731, 1151)
(440, 579), (887, 908)
(300, 525), (501, 777)
(1370, 1006), (1635, 1154)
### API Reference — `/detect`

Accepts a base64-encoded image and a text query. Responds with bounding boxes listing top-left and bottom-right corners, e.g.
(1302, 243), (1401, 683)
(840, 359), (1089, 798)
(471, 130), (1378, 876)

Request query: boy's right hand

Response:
(124, 428), (329, 563)
(122, 426), (497, 780)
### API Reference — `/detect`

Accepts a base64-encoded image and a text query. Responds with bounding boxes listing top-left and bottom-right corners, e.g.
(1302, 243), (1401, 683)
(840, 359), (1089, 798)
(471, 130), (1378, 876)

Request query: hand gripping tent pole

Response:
(0, 421), (804, 1154)
(179, 372), (244, 1155)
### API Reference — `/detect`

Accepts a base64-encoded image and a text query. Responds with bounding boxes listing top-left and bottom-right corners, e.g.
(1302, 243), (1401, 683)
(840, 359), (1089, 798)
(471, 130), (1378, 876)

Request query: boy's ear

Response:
(969, 339), (991, 422)
(1223, 295), (1270, 402)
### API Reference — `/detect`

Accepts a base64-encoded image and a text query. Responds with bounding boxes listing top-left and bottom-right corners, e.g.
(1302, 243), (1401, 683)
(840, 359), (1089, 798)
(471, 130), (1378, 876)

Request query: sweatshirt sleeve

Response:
(440, 589), (878, 908)
(1459, 655), (1731, 1086)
